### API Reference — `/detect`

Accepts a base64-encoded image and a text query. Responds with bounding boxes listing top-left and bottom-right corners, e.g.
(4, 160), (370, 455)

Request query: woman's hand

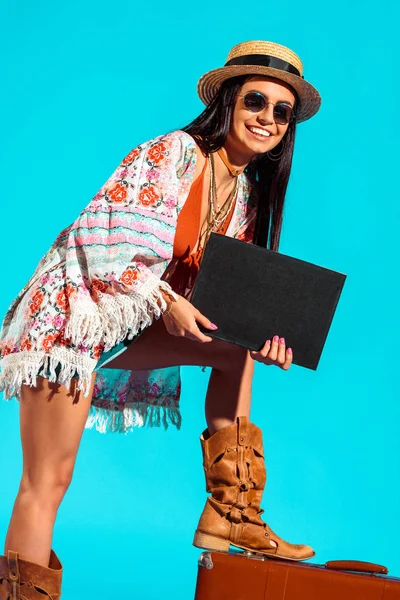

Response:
(250, 335), (293, 370)
(162, 293), (217, 343)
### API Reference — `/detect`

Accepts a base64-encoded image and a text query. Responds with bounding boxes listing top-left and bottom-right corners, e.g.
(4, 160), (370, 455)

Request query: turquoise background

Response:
(1, 0), (399, 598)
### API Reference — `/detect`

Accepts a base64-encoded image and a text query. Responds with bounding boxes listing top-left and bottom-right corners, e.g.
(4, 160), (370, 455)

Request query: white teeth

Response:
(249, 126), (271, 137)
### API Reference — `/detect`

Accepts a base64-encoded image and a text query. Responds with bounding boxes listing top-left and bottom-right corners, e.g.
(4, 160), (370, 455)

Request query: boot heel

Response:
(193, 530), (231, 552)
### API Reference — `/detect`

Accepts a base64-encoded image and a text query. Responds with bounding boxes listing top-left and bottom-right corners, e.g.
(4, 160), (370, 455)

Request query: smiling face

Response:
(225, 76), (297, 163)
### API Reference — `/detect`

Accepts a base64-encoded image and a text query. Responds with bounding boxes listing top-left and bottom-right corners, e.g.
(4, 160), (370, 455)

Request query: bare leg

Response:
(4, 373), (96, 567)
(105, 318), (255, 435)
(4, 319), (253, 566)
(204, 351), (254, 435)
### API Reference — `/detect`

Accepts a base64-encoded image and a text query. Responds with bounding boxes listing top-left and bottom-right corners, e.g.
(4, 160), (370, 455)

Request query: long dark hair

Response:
(181, 75), (299, 251)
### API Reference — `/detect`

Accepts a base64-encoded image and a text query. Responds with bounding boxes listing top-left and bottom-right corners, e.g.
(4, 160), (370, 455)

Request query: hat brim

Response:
(197, 65), (321, 123)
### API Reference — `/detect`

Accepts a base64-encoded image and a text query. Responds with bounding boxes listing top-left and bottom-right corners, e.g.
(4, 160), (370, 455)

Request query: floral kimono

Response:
(0, 130), (257, 433)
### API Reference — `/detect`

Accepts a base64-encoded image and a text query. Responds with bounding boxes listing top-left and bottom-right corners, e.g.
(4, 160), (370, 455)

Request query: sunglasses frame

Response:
(237, 91), (295, 125)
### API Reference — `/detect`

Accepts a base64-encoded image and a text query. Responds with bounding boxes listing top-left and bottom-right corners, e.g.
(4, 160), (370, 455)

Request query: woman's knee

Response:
(19, 459), (76, 510)
(18, 376), (94, 509)
(209, 340), (250, 372)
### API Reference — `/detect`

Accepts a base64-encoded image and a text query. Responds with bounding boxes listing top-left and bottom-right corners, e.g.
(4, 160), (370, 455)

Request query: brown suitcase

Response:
(194, 551), (400, 599)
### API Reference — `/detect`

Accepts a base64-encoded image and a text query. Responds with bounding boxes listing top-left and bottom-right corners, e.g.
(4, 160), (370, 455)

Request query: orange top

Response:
(173, 155), (208, 260)
(169, 154), (236, 297)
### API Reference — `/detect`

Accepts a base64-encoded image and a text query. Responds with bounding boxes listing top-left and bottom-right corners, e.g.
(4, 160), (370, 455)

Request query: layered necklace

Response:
(197, 149), (242, 253)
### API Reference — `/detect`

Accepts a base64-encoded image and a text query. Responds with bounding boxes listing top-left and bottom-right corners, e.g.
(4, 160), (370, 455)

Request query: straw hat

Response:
(197, 40), (321, 123)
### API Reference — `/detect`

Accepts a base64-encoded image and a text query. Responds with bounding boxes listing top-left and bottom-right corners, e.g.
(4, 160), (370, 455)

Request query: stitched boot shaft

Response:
(0, 550), (62, 600)
(200, 416), (266, 519)
(194, 416), (315, 560)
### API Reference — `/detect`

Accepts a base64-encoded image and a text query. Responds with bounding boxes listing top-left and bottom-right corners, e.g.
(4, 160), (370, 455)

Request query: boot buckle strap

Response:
(227, 507), (243, 524)
(7, 551), (19, 581)
(237, 416), (248, 446)
(7, 550), (20, 600)
(238, 480), (250, 491)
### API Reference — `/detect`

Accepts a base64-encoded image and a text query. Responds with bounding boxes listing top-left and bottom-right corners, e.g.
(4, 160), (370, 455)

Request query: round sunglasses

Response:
(238, 91), (295, 125)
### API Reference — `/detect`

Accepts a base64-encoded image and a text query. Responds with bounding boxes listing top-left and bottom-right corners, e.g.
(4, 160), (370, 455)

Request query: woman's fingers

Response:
(277, 337), (287, 364)
(258, 339), (271, 359)
(250, 340), (271, 362)
(186, 326), (213, 343)
(268, 335), (280, 361)
(195, 310), (218, 331)
(250, 335), (293, 370)
(192, 310), (218, 342)
(250, 340), (271, 363)
(185, 310), (217, 343)
(162, 297), (217, 343)
(281, 347), (293, 370)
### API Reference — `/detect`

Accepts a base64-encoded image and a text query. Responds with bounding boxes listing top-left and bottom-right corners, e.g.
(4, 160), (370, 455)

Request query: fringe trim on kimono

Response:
(0, 348), (97, 400)
(65, 277), (178, 352)
(85, 399), (182, 434)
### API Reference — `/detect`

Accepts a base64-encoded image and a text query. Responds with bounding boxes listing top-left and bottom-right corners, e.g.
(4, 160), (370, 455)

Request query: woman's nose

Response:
(257, 103), (275, 125)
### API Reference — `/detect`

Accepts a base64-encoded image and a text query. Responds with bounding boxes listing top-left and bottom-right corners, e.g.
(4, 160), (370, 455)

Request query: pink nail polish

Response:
(210, 323), (218, 330)
(279, 337), (285, 344)
(287, 348), (292, 355)
(273, 335), (279, 343)
(265, 339), (271, 345)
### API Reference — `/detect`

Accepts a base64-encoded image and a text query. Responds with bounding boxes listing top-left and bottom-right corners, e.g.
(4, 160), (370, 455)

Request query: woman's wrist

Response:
(159, 288), (178, 316)
(162, 300), (174, 317)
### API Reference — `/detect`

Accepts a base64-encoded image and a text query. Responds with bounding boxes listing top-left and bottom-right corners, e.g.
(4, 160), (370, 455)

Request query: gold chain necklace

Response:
(197, 153), (238, 253)
(209, 153), (238, 225)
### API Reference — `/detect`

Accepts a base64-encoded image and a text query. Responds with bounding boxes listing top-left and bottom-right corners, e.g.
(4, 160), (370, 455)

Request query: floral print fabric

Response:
(0, 130), (257, 433)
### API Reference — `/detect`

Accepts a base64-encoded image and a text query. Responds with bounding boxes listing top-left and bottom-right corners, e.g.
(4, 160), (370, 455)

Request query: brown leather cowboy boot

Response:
(193, 416), (315, 560)
(0, 549), (62, 599)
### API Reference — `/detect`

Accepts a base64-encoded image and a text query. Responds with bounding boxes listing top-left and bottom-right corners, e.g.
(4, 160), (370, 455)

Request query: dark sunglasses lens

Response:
(244, 93), (293, 124)
(243, 92), (266, 112)
(274, 104), (292, 125)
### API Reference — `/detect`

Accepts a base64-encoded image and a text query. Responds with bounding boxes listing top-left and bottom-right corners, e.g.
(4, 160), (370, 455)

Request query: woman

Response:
(0, 40), (321, 597)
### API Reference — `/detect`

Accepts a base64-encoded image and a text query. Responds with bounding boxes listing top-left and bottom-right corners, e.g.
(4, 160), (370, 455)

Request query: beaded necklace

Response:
(197, 153), (238, 254)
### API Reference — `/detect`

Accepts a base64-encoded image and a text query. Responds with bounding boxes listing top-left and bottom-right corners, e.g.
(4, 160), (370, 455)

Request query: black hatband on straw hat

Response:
(226, 54), (303, 78)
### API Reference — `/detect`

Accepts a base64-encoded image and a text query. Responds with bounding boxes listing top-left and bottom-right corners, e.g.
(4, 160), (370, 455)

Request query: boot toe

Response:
(293, 543), (315, 560)
(276, 541), (315, 560)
